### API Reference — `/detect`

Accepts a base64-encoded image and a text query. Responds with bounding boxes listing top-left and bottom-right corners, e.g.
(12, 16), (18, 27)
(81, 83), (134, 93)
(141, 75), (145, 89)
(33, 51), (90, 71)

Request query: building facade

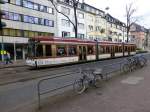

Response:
(130, 23), (147, 49)
(0, 0), (130, 61)
(0, 0), (56, 60)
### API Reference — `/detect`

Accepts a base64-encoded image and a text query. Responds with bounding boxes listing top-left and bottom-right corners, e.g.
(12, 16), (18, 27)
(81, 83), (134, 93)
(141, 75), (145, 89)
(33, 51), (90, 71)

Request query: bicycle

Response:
(122, 57), (135, 73)
(73, 68), (103, 94)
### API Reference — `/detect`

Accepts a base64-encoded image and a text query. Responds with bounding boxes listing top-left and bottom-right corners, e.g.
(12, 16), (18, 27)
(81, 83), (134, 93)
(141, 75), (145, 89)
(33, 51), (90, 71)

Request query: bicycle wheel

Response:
(73, 79), (86, 94)
(93, 74), (102, 88)
(122, 64), (130, 73)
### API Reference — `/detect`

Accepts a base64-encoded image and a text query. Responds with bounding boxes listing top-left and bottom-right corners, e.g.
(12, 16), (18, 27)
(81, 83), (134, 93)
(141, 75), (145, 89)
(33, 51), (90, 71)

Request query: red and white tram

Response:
(26, 36), (136, 68)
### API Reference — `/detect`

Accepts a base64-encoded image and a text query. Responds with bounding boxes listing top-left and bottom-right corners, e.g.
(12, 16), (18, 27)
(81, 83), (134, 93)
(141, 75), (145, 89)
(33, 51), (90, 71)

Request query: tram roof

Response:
(30, 36), (135, 45)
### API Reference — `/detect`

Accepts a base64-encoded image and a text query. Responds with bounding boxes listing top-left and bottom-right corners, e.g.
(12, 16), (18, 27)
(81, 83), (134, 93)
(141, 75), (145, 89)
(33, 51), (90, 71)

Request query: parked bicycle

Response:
(122, 55), (148, 73)
(73, 68), (103, 94)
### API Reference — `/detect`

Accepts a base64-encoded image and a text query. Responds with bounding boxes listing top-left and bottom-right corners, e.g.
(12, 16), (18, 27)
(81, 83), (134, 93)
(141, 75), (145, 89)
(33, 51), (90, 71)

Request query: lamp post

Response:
(94, 38), (99, 60)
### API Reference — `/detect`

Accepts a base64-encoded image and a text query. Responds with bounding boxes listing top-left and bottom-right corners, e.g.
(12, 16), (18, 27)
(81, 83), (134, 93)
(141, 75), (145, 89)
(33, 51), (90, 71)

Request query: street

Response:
(0, 54), (149, 112)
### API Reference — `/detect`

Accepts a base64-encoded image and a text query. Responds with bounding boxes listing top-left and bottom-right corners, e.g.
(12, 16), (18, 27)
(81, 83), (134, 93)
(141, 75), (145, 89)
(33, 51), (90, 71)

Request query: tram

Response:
(26, 36), (136, 68)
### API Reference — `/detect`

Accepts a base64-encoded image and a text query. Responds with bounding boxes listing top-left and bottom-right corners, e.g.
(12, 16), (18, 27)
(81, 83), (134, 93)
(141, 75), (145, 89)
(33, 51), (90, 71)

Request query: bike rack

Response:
(37, 71), (79, 110)
(37, 60), (131, 110)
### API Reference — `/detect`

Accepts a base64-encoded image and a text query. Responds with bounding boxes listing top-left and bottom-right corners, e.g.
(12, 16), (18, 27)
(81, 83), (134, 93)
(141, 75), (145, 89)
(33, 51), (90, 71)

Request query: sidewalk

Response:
(38, 64), (150, 112)
(0, 60), (26, 69)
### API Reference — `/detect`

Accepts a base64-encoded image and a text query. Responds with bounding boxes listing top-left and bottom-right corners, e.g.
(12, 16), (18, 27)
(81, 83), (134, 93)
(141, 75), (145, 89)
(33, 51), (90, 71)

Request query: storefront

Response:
(0, 36), (28, 61)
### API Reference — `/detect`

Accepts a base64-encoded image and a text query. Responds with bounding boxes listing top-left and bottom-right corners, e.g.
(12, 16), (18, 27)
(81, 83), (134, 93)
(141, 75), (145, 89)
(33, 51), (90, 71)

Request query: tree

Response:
(125, 3), (137, 42)
(49, 0), (80, 38)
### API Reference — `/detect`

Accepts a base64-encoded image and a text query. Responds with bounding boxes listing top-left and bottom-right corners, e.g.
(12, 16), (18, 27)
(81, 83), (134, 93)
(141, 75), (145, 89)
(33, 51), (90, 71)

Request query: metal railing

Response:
(37, 54), (148, 109)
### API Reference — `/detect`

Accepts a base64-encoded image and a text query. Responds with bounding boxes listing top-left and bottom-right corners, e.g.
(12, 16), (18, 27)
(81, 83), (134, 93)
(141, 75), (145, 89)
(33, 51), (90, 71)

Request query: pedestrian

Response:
(6, 52), (13, 64)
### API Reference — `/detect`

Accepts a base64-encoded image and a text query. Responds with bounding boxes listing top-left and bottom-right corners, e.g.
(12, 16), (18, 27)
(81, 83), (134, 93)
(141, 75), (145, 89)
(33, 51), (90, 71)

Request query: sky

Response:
(84, 0), (150, 28)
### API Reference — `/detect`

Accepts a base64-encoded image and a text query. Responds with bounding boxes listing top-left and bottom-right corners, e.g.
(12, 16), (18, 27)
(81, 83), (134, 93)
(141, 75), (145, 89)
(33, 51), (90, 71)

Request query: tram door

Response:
(79, 46), (87, 61)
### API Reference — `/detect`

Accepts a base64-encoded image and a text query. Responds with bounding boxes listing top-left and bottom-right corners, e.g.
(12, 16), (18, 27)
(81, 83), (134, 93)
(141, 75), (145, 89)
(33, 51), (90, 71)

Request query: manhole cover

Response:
(121, 76), (144, 85)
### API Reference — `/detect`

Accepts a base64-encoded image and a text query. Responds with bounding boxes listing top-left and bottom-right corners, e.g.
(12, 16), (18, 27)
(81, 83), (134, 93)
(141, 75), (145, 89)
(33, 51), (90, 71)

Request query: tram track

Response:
(0, 53), (149, 86)
(0, 57), (126, 85)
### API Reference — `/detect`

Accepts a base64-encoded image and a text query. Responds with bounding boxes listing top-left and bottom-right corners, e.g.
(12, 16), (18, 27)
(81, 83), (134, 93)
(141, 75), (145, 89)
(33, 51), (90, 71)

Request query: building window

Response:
(47, 7), (53, 14)
(39, 18), (45, 25)
(23, 0), (28, 7)
(15, 0), (22, 6)
(62, 31), (70, 38)
(2, 11), (9, 19)
(88, 25), (93, 31)
(28, 16), (34, 24)
(61, 19), (70, 27)
(33, 3), (39, 10)
(40, 5), (47, 12)
(78, 33), (84, 39)
(78, 12), (84, 19)
(28, 1), (34, 9)
(48, 20), (54, 27)
(23, 15), (29, 22)
(61, 6), (70, 15)
(14, 13), (21, 21)
(78, 23), (84, 29)
(34, 17), (39, 24)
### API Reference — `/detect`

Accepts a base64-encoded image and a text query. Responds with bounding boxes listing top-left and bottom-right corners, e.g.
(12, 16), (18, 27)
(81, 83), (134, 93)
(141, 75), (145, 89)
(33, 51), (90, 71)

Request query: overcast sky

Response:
(84, 0), (150, 28)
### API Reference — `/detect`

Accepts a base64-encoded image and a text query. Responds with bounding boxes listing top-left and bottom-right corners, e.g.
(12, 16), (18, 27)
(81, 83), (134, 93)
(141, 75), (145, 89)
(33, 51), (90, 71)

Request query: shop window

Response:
(45, 45), (52, 56)
(57, 45), (66, 56)
(68, 46), (77, 56)
(88, 46), (94, 54)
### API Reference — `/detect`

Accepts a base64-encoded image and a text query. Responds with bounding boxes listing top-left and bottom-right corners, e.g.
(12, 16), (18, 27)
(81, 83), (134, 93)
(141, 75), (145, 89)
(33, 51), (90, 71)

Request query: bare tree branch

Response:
(49, 0), (76, 32)
(49, 0), (80, 38)
(125, 2), (137, 42)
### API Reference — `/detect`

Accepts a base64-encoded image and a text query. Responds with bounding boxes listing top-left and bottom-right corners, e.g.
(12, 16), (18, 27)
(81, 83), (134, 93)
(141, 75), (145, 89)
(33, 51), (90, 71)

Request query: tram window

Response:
(99, 46), (105, 54)
(45, 45), (52, 56)
(115, 46), (118, 52)
(119, 46), (122, 52)
(88, 46), (94, 54)
(68, 46), (77, 56)
(125, 46), (128, 52)
(57, 45), (66, 56)
(36, 45), (43, 57)
(106, 46), (110, 53)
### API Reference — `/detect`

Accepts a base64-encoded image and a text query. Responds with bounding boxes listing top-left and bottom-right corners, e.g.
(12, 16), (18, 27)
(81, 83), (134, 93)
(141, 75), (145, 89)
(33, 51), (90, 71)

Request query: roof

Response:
(30, 36), (135, 45)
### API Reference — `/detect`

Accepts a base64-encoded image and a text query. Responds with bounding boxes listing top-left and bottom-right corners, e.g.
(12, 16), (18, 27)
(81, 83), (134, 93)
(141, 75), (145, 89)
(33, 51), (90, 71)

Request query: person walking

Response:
(6, 52), (13, 64)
